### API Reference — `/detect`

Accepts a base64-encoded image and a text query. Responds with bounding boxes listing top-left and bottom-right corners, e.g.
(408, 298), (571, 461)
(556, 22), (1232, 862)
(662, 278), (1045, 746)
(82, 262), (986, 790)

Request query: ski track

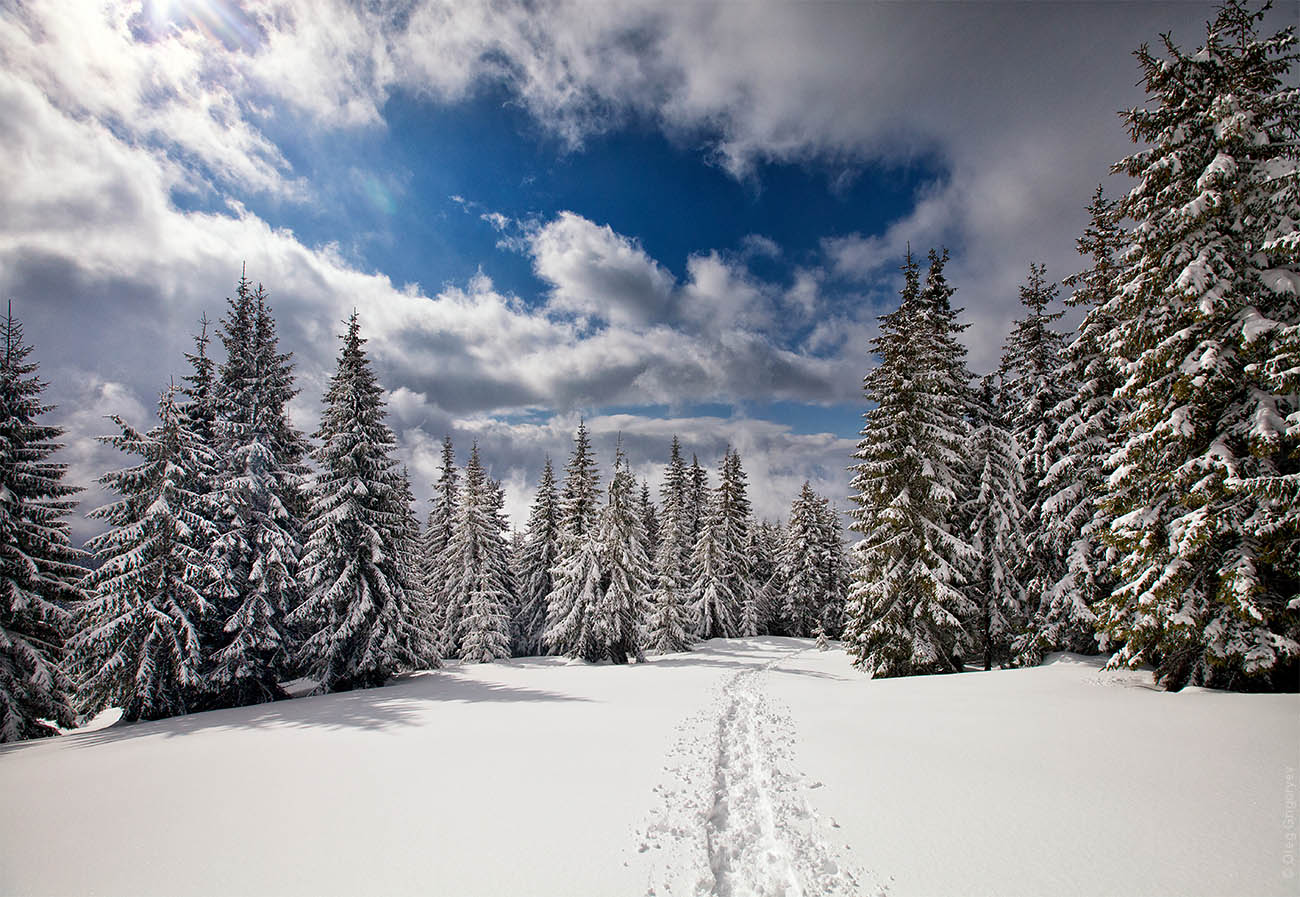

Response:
(636, 647), (885, 897)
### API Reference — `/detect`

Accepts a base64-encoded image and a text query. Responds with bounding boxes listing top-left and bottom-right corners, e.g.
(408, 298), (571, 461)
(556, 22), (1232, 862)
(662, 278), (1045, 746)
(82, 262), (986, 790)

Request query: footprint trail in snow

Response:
(635, 647), (886, 897)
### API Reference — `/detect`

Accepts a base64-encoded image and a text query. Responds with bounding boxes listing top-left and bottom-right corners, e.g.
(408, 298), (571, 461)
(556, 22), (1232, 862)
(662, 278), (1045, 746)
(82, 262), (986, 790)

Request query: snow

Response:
(2, 638), (1296, 897)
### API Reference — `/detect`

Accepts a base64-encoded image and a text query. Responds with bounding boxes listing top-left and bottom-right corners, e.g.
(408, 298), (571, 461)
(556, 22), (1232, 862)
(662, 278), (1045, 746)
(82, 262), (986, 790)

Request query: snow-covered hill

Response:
(1, 638), (1295, 896)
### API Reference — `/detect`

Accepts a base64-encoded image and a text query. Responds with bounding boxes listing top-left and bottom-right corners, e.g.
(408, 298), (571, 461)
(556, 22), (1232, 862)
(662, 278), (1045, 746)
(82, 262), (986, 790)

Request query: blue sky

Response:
(3, 0), (1270, 533)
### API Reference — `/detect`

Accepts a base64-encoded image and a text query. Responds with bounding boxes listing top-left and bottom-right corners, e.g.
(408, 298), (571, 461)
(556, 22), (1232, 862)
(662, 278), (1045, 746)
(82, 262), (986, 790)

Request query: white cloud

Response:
(529, 212), (675, 328)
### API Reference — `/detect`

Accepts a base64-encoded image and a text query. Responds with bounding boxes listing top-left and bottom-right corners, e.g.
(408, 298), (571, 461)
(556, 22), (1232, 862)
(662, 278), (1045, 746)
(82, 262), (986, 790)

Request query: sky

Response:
(3, 0), (1287, 539)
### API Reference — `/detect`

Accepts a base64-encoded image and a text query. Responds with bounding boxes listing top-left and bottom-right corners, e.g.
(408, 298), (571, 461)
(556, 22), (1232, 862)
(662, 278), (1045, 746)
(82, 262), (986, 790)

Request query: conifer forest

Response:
(1, 2), (1298, 896)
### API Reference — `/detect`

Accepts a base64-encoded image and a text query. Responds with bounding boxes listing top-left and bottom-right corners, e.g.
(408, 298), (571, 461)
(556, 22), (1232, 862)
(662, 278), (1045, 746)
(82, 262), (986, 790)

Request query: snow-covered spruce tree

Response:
(639, 480), (660, 573)
(206, 275), (308, 706)
(180, 315), (219, 447)
(646, 490), (695, 654)
(1019, 187), (1125, 663)
(592, 444), (651, 663)
(689, 491), (738, 640)
(715, 448), (759, 636)
(993, 264), (1069, 604)
(1098, 2), (1300, 690)
(395, 467), (439, 669)
(512, 457), (559, 656)
(813, 495), (849, 638)
(685, 454), (710, 551)
(289, 313), (430, 692)
(443, 445), (513, 663)
(422, 436), (460, 657)
(845, 250), (976, 677)
(751, 519), (786, 635)
(74, 386), (217, 721)
(0, 311), (83, 741)
(780, 482), (827, 637)
(962, 400), (1030, 671)
(543, 421), (604, 658)
(648, 436), (695, 653)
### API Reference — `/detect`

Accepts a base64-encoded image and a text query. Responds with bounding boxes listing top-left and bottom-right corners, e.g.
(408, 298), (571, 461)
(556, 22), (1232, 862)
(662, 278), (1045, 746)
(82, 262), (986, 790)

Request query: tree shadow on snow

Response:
(13, 669), (591, 752)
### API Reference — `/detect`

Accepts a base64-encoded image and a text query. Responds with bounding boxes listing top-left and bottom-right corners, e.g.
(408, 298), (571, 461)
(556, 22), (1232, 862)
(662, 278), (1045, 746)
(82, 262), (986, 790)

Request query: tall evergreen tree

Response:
(445, 445), (513, 663)
(813, 496), (849, 639)
(290, 313), (429, 692)
(750, 519), (786, 635)
(593, 444), (651, 663)
(685, 454), (710, 551)
(0, 311), (82, 741)
(780, 483), (827, 637)
(1021, 187), (1125, 662)
(179, 314), (218, 447)
(963, 411), (1030, 670)
(845, 250), (976, 677)
(206, 275), (308, 706)
(422, 436), (460, 656)
(639, 480), (660, 571)
(647, 494), (695, 655)
(74, 386), (217, 721)
(544, 421), (603, 658)
(714, 449), (758, 636)
(1098, 2), (1300, 689)
(512, 457), (560, 656)
(689, 491), (738, 640)
(993, 263), (1069, 622)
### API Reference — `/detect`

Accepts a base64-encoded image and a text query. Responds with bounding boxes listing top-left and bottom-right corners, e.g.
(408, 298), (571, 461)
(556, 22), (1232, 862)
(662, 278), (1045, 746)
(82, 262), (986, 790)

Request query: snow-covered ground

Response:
(2, 638), (1296, 897)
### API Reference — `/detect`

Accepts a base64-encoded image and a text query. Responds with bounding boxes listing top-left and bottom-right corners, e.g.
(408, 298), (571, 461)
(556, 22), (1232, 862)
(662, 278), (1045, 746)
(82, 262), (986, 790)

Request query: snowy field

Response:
(1, 638), (1296, 897)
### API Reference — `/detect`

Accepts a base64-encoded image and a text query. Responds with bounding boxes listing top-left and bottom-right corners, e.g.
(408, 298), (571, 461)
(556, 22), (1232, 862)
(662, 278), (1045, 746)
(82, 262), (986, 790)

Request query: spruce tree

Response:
(963, 410), (1030, 670)
(512, 457), (559, 656)
(639, 480), (660, 572)
(422, 436), (460, 656)
(750, 520), (786, 635)
(593, 444), (651, 662)
(544, 421), (603, 658)
(1020, 187), (1125, 662)
(1098, 2), (1300, 689)
(445, 445), (513, 663)
(290, 313), (429, 691)
(74, 386), (217, 721)
(715, 449), (758, 636)
(207, 275), (308, 706)
(647, 436), (695, 653)
(689, 491), (738, 640)
(993, 264), (1069, 621)
(813, 497), (849, 638)
(845, 250), (975, 677)
(780, 483), (827, 637)
(0, 311), (83, 741)
(685, 455), (710, 551)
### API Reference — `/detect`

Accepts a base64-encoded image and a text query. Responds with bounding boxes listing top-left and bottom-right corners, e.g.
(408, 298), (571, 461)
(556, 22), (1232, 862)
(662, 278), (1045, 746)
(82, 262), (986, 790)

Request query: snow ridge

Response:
(638, 647), (879, 897)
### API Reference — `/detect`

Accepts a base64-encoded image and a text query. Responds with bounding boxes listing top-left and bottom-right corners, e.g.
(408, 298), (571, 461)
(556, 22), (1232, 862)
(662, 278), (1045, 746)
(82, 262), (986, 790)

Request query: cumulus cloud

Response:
(528, 212), (675, 327)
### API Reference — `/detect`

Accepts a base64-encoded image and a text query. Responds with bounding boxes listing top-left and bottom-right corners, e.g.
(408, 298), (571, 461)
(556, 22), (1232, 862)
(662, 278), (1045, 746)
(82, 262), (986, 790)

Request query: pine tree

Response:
(180, 315), (219, 447)
(0, 311), (83, 741)
(74, 386), (217, 721)
(1098, 2), (1300, 690)
(685, 455), (709, 551)
(289, 313), (429, 692)
(750, 520), (785, 635)
(689, 491), (738, 640)
(422, 436), (460, 656)
(206, 275), (308, 706)
(780, 483), (826, 637)
(395, 467), (439, 669)
(845, 250), (976, 677)
(512, 457), (559, 656)
(445, 445), (513, 663)
(1021, 187), (1125, 662)
(544, 421), (603, 658)
(648, 437), (696, 653)
(639, 480), (660, 572)
(715, 449), (758, 636)
(963, 410), (1030, 670)
(593, 444), (651, 663)
(814, 497), (849, 638)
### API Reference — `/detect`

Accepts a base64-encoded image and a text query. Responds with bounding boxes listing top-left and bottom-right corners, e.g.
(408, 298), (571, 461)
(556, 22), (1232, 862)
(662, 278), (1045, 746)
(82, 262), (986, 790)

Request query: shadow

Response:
(4, 668), (592, 753)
